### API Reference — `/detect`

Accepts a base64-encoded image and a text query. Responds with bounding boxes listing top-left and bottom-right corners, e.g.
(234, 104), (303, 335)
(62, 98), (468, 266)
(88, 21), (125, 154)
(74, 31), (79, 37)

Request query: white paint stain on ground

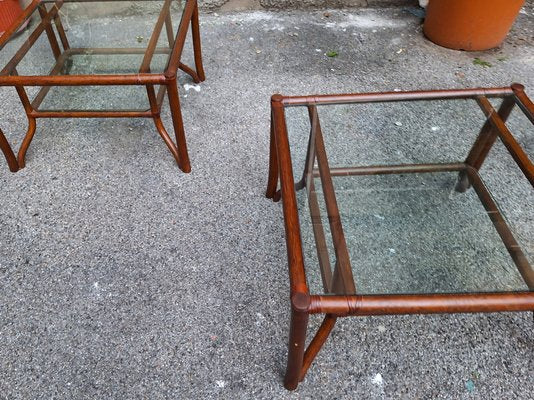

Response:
(93, 282), (102, 298)
(184, 84), (201, 92)
(208, 10), (405, 33)
(255, 312), (266, 326)
(519, 55), (534, 63)
(215, 380), (226, 388)
(372, 373), (384, 386)
(268, 23), (286, 32)
(324, 13), (407, 30)
(232, 11), (274, 23)
(223, 12), (285, 31)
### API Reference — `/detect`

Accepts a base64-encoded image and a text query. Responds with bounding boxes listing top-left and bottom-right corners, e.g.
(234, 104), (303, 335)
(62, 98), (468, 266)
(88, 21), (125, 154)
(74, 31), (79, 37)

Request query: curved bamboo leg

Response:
(179, 62), (201, 84)
(0, 128), (19, 172)
(17, 116), (37, 169)
(191, 1), (206, 82)
(153, 116), (181, 165)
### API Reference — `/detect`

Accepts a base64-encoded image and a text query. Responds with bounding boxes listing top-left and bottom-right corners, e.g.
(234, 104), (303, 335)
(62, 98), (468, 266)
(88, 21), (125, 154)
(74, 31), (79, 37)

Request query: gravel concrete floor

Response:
(1, 5), (534, 399)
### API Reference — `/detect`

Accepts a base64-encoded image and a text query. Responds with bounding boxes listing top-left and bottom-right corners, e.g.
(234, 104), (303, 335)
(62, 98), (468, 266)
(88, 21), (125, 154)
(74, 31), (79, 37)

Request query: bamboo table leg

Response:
(0, 128), (19, 172)
(191, 0), (206, 83)
(167, 77), (191, 173)
(284, 295), (310, 390)
(456, 96), (516, 192)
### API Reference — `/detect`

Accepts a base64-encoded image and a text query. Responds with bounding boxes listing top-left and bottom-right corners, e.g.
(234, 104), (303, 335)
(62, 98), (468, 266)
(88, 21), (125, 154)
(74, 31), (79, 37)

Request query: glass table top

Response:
(0, 0), (185, 75)
(285, 98), (534, 296)
(0, 0), (187, 110)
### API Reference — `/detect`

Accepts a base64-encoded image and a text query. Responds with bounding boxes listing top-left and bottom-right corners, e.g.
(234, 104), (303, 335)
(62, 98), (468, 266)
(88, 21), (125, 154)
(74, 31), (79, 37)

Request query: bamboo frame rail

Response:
(280, 87), (514, 107)
(0, 0), (205, 173)
(304, 106), (332, 293)
(311, 106), (356, 295)
(476, 95), (534, 186)
(266, 85), (534, 390)
(308, 292), (534, 315)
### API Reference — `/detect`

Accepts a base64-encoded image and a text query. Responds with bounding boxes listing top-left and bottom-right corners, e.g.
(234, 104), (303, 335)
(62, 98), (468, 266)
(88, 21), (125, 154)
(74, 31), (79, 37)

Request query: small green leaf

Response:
(473, 58), (492, 67)
(136, 36), (144, 43)
(326, 50), (338, 58)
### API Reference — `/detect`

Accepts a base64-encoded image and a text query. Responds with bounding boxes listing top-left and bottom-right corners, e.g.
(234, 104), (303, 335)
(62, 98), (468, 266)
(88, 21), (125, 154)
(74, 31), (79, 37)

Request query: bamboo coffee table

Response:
(266, 84), (534, 390)
(0, 0), (205, 173)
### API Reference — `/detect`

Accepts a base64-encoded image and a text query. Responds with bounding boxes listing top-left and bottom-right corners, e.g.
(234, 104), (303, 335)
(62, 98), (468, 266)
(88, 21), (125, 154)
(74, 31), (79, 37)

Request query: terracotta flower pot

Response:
(423, 0), (525, 51)
(0, 0), (24, 36)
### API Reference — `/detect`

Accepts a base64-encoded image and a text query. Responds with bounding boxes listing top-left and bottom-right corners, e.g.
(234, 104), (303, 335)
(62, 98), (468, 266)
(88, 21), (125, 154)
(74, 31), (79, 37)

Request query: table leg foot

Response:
(17, 116), (37, 169)
(153, 116), (182, 166)
(179, 62), (202, 84)
(0, 127), (19, 172)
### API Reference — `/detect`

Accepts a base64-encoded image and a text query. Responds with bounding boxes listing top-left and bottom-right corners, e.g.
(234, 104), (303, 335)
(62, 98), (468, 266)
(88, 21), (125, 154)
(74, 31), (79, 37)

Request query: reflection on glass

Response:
(298, 171), (528, 295)
(38, 85), (152, 111)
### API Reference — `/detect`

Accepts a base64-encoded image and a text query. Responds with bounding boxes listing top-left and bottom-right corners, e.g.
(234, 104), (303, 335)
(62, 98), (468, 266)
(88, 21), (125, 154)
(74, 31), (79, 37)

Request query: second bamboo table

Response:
(266, 84), (534, 390)
(0, 0), (205, 173)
